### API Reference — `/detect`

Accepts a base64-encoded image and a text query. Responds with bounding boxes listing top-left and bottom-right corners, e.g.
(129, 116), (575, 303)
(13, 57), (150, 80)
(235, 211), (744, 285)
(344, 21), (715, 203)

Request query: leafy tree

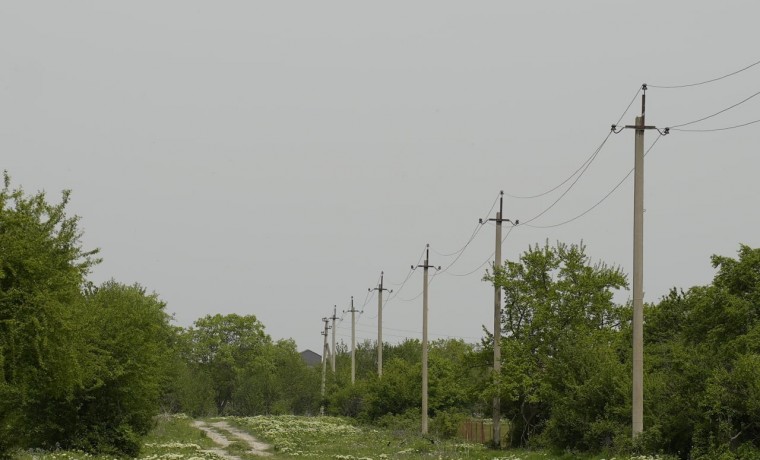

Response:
(361, 357), (420, 419)
(185, 313), (270, 414)
(327, 338), (482, 425)
(235, 338), (320, 415)
(486, 241), (629, 449)
(178, 313), (320, 417)
(645, 245), (760, 458)
(0, 175), (98, 453)
(66, 281), (176, 456)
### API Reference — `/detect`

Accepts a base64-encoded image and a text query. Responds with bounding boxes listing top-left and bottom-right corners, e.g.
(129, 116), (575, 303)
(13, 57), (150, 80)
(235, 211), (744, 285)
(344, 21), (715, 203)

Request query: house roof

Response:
(300, 349), (322, 367)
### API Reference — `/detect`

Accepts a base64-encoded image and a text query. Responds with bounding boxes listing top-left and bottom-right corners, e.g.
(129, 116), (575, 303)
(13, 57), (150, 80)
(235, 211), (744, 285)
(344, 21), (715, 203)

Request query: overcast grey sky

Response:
(2, 1), (759, 354)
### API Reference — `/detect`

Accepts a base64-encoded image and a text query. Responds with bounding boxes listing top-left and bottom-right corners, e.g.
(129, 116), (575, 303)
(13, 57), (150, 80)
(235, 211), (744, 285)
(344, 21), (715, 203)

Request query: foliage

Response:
(486, 241), (629, 451)
(171, 314), (321, 417)
(644, 245), (760, 458)
(66, 281), (176, 456)
(325, 338), (482, 426)
(13, 414), (680, 460)
(0, 175), (98, 454)
(0, 176), (181, 456)
(184, 313), (270, 415)
(4, 169), (760, 460)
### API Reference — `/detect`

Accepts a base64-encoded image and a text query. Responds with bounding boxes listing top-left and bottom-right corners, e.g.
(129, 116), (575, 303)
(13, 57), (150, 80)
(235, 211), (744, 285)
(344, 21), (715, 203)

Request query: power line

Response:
(442, 226), (517, 277)
(649, 58), (760, 89)
(667, 90), (760, 128)
(519, 131), (614, 226)
(503, 86), (640, 200)
(670, 118), (760, 133)
(431, 192), (501, 257)
(616, 86), (645, 126)
(436, 230), (484, 274)
(396, 271), (440, 302)
(382, 245), (427, 306)
(524, 134), (663, 229)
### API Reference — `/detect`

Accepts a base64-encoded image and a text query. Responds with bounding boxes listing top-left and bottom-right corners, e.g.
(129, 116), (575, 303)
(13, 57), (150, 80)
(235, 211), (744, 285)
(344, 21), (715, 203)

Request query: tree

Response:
(486, 241), (629, 449)
(645, 245), (760, 458)
(0, 175), (99, 454)
(66, 281), (176, 456)
(184, 314), (270, 415)
(235, 338), (320, 415)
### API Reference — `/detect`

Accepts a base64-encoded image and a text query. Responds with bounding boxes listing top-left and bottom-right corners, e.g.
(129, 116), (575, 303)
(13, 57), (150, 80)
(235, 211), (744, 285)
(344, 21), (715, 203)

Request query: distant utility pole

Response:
(616, 84), (664, 438)
(369, 271), (392, 377)
(330, 305), (338, 373)
(345, 296), (360, 384)
(413, 244), (440, 435)
(320, 317), (330, 416)
(480, 191), (517, 448)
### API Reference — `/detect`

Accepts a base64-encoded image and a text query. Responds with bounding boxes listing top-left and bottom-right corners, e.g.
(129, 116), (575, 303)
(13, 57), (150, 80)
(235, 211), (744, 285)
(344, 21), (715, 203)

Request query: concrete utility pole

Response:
(330, 306), (338, 373)
(480, 191), (517, 448)
(619, 84), (661, 438)
(369, 272), (392, 377)
(345, 296), (360, 384)
(413, 244), (440, 435)
(320, 317), (330, 416)
(321, 318), (330, 393)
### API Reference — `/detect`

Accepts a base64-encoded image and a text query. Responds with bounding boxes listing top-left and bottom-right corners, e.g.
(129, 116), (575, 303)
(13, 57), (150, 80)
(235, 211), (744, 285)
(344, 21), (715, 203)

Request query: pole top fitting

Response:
(642, 83), (648, 91)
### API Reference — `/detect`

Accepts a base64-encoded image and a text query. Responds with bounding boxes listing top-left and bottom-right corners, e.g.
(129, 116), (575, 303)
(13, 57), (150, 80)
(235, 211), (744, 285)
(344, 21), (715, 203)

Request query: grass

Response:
(11, 414), (674, 460)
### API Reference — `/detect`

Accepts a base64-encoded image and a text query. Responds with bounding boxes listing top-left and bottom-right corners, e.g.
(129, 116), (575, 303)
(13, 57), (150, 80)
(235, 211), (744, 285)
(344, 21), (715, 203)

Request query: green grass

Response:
(10, 414), (674, 460)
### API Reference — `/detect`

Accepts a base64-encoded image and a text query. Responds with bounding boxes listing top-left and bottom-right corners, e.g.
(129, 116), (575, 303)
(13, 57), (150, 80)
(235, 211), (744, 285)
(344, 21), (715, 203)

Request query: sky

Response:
(2, 1), (759, 354)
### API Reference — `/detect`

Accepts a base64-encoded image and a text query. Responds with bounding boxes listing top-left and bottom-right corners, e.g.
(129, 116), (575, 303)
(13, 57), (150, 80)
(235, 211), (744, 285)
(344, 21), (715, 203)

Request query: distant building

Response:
(300, 349), (321, 367)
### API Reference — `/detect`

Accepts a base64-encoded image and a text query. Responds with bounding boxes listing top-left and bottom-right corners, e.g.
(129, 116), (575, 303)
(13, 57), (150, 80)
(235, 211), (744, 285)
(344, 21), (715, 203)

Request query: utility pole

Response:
(480, 191), (517, 448)
(320, 317), (330, 416)
(413, 244), (440, 435)
(369, 272), (392, 377)
(617, 84), (663, 438)
(330, 305), (338, 373)
(345, 296), (360, 384)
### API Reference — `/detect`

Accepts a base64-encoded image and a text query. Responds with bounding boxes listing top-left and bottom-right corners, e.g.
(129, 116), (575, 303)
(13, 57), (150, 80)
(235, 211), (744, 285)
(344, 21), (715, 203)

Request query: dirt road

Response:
(192, 420), (272, 458)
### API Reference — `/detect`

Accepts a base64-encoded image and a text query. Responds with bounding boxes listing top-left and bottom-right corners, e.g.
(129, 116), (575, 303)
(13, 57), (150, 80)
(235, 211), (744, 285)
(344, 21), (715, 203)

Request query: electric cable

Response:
(383, 245), (427, 304)
(524, 134), (663, 229)
(431, 191), (500, 257)
(442, 225), (516, 277)
(667, 90), (760, 129)
(649, 58), (760, 89)
(503, 86), (640, 200)
(519, 131), (613, 226)
(669, 118), (760, 132)
(395, 271), (440, 303)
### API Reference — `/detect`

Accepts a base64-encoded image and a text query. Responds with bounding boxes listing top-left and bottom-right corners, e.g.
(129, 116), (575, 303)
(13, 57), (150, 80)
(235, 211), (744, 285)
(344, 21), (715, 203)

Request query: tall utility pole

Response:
(329, 306), (338, 373)
(480, 191), (517, 448)
(345, 296), (360, 384)
(620, 84), (660, 438)
(413, 244), (439, 435)
(369, 272), (392, 377)
(320, 318), (330, 398)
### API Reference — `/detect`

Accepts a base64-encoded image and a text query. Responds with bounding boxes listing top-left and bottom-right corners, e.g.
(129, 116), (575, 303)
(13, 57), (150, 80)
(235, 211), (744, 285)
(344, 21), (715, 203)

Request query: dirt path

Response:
(192, 420), (272, 458)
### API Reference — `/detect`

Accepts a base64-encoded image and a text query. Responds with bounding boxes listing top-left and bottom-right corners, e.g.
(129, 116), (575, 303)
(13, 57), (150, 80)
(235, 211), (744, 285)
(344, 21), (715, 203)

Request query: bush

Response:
(430, 409), (467, 439)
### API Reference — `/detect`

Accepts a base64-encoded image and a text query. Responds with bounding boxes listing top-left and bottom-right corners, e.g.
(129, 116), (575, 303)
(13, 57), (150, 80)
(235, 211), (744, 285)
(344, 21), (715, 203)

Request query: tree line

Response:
(321, 243), (760, 460)
(2, 176), (759, 459)
(0, 177), (320, 457)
